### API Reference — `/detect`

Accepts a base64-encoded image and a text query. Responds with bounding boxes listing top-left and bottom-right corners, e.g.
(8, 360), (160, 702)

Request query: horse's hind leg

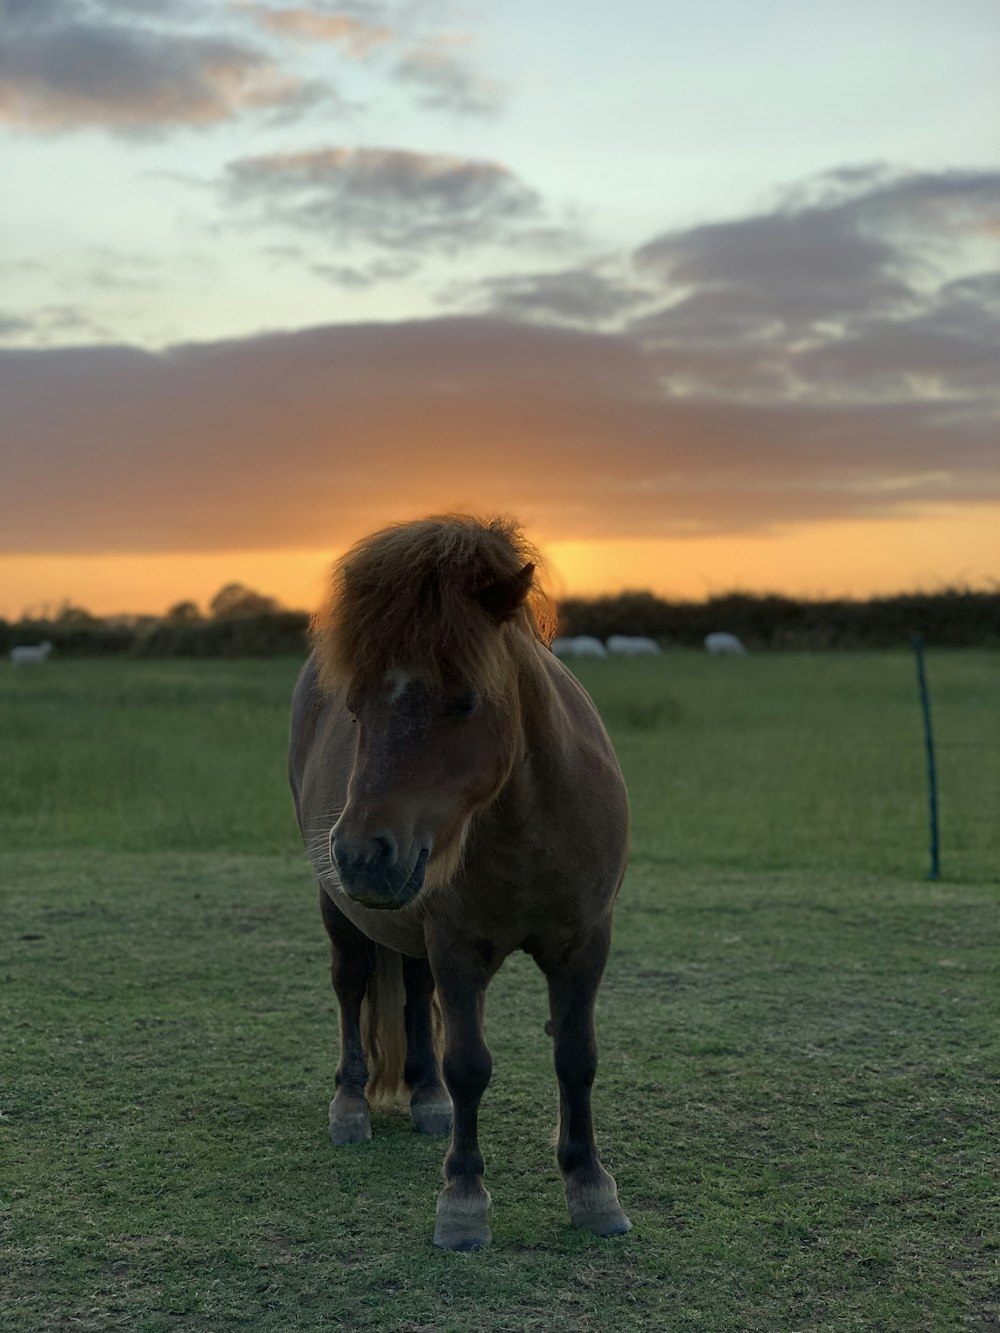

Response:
(541, 918), (631, 1236)
(403, 956), (452, 1136)
(320, 890), (373, 1145)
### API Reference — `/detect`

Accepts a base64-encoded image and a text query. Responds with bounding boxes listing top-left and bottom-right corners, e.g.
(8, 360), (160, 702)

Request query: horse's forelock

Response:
(312, 515), (555, 696)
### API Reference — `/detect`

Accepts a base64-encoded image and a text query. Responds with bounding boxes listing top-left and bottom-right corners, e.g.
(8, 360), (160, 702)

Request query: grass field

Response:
(1, 651), (998, 1331)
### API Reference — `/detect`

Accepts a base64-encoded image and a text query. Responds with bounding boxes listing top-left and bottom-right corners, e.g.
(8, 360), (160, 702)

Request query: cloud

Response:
(0, 0), (319, 132)
(464, 266), (652, 326)
(259, 243), (417, 286)
(637, 166), (1000, 297)
(0, 1), (507, 133)
(239, 3), (504, 116)
(224, 146), (546, 250)
(4, 163), (996, 558)
(791, 281), (1000, 397)
(240, 4), (392, 55)
(625, 166), (1000, 401)
(636, 196), (913, 331)
(393, 45), (503, 115)
(310, 255), (418, 287)
(3, 315), (997, 557)
(82, 248), (162, 293)
(0, 314), (33, 337)
(0, 303), (109, 340)
(431, 167), (999, 403)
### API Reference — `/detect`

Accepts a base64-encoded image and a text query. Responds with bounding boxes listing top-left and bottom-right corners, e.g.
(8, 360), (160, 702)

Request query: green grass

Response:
(580, 650), (999, 883)
(0, 660), (295, 853)
(1, 653), (998, 1331)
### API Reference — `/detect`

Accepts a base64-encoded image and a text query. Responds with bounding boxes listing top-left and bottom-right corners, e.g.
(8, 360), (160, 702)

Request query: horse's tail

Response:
(360, 945), (408, 1105)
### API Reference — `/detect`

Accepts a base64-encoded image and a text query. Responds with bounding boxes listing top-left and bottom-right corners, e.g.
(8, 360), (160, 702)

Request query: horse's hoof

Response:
(435, 1233), (488, 1252)
(571, 1206), (632, 1236)
(410, 1097), (453, 1136)
(567, 1176), (631, 1236)
(433, 1189), (491, 1251)
(328, 1095), (371, 1146)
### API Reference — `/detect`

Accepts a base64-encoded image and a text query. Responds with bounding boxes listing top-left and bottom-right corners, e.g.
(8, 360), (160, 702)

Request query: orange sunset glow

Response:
(3, 505), (998, 620)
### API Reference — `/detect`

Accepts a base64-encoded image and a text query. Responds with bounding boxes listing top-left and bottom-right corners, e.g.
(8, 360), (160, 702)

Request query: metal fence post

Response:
(912, 633), (940, 880)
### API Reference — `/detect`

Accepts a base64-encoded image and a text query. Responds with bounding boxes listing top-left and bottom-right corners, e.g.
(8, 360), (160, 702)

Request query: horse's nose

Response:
(333, 826), (432, 911)
(332, 830), (397, 886)
(331, 827), (429, 908)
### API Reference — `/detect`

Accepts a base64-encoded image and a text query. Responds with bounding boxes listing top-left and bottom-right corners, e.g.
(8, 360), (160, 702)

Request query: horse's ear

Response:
(475, 562), (535, 624)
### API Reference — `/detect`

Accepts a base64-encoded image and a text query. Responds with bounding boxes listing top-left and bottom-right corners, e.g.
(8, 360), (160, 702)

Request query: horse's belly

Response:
(322, 881), (428, 958)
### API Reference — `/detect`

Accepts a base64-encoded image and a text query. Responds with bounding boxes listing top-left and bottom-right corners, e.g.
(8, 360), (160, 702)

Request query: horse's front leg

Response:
(320, 890), (373, 1145)
(402, 955), (452, 1136)
(426, 931), (495, 1250)
(542, 917), (631, 1236)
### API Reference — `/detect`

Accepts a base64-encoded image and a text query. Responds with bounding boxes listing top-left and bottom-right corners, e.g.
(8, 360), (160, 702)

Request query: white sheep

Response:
(11, 640), (54, 665)
(704, 632), (747, 656)
(607, 635), (661, 657)
(551, 636), (609, 660)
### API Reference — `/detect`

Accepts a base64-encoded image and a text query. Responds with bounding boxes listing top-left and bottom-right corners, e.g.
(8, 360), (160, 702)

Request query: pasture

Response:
(2, 652), (998, 1331)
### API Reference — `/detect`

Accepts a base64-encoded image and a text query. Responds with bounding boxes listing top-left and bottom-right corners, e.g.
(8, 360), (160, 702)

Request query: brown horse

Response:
(288, 515), (631, 1250)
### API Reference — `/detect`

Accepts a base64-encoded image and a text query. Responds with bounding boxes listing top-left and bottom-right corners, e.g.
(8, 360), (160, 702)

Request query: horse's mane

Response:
(311, 514), (556, 696)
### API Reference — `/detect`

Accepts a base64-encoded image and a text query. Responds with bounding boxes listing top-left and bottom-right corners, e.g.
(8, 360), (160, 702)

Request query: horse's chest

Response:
(445, 848), (601, 949)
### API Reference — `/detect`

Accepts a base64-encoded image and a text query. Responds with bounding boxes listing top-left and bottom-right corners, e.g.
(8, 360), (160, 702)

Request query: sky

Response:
(1, 0), (998, 616)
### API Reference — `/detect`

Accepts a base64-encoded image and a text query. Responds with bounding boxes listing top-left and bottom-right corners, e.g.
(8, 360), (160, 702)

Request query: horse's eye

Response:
(444, 691), (480, 720)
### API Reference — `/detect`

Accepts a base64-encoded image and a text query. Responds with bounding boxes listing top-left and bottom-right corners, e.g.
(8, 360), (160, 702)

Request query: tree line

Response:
(558, 587), (1000, 650)
(2, 582), (998, 657)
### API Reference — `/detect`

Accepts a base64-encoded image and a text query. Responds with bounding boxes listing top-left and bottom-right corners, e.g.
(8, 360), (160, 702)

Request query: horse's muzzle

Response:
(331, 830), (430, 910)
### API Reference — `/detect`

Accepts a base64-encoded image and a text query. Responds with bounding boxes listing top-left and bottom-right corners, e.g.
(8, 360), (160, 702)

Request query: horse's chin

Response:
(341, 845), (429, 912)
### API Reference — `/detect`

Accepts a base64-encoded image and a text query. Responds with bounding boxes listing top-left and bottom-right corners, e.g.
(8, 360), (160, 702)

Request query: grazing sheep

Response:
(704, 632), (747, 656)
(551, 636), (609, 659)
(11, 641), (54, 665)
(607, 636), (661, 657)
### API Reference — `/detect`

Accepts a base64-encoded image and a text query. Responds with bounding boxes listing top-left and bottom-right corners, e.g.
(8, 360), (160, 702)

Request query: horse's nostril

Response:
(372, 832), (396, 866)
(333, 831), (398, 876)
(331, 834), (356, 874)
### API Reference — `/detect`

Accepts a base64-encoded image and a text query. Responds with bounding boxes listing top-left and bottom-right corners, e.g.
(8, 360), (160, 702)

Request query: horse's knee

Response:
(554, 1030), (597, 1090)
(443, 1043), (492, 1104)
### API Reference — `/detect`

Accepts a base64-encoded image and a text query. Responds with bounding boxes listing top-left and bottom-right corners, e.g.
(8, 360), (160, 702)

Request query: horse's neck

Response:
(487, 638), (627, 882)
(508, 639), (592, 779)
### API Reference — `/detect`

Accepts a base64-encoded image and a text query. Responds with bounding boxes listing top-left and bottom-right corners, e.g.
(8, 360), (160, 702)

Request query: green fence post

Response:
(912, 633), (940, 881)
